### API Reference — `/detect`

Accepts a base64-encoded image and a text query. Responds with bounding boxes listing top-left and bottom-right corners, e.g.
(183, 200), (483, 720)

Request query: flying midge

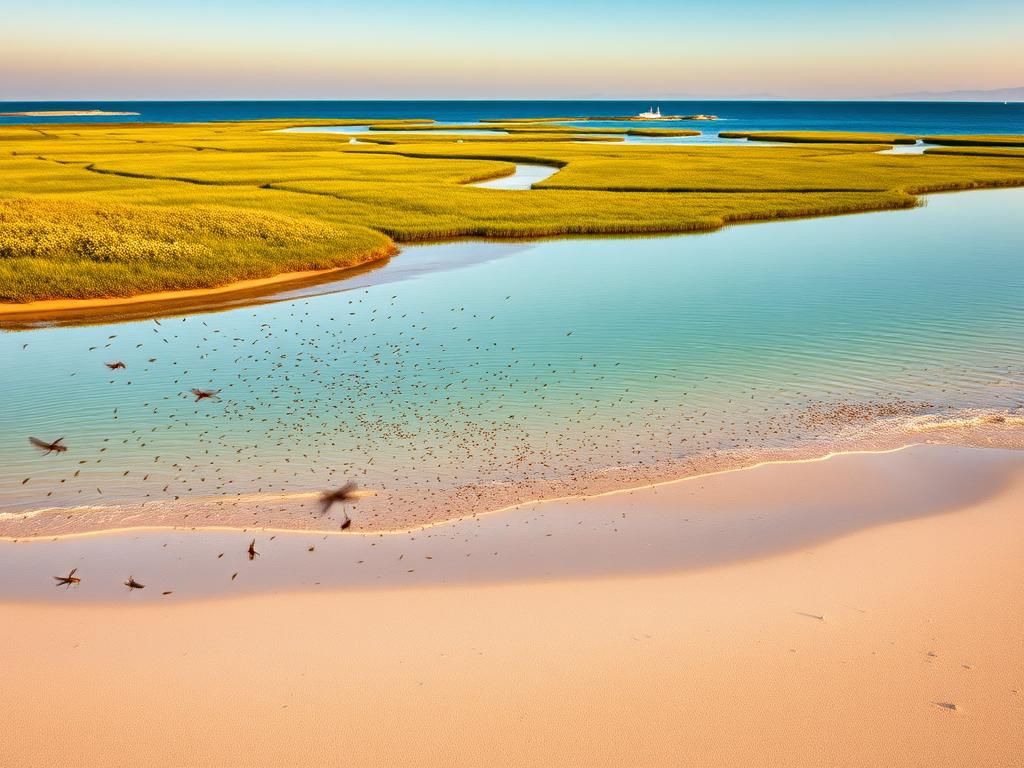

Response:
(190, 388), (222, 402)
(29, 437), (67, 454)
(53, 569), (80, 587)
(124, 576), (145, 590)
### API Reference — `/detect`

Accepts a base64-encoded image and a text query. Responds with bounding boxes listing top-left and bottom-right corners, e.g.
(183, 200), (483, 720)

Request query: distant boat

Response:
(637, 106), (662, 119)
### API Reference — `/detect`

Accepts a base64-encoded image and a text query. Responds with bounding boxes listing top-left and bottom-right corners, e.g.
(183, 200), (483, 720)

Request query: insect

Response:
(124, 576), (145, 590)
(53, 568), (80, 587)
(190, 388), (222, 402)
(29, 437), (67, 454)
(320, 481), (373, 530)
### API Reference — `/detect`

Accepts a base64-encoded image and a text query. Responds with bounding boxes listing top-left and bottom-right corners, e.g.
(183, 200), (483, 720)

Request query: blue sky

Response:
(1, 0), (1021, 99)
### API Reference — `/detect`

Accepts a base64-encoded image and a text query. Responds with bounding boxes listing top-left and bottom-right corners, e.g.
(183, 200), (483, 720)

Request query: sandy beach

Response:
(2, 444), (1021, 767)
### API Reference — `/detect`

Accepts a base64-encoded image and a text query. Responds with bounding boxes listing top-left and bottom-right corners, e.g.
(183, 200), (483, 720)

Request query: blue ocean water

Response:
(1, 100), (1022, 134)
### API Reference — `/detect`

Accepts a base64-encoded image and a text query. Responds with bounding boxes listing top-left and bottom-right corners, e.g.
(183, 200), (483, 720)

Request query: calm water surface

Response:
(2, 100), (1022, 134)
(1, 189), (1022, 524)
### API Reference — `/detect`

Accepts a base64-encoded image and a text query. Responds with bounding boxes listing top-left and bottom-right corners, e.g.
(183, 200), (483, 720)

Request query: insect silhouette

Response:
(53, 568), (80, 587)
(190, 388), (222, 402)
(124, 576), (145, 590)
(320, 481), (371, 529)
(29, 437), (67, 454)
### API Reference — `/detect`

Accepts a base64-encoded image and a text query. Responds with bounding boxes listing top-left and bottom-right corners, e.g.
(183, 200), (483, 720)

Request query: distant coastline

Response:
(0, 109), (140, 117)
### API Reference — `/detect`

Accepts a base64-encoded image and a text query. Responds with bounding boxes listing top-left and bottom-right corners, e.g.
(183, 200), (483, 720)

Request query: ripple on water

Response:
(0, 188), (1023, 535)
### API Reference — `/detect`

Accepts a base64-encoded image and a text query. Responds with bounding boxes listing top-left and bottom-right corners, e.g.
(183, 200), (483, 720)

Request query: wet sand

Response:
(1, 443), (1021, 600)
(4, 413), (1022, 539)
(1, 444), (1021, 766)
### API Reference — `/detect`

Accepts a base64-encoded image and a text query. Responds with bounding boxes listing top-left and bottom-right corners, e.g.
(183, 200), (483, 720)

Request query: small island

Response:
(0, 109), (140, 117)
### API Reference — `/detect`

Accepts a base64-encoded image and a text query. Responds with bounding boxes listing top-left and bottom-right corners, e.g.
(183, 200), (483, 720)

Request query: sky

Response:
(1, 0), (1022, 100)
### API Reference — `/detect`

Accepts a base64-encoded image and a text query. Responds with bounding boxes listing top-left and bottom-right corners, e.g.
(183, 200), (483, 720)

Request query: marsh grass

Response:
(625, 128), (701, 137)
(721, 131), (1024, 149)
(720, 131), (919, 144)
(921, 135), (1024, 147)
(0, 197), (393, 301)
(1, 120), (1023, 302)
(923, 146), (1024, 158)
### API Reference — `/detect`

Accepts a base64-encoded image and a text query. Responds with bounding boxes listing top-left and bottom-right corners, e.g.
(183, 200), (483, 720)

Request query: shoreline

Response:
(1, 443), (919, 543)
(2, 439), (1022, 767)
(3, 413), (1021, 542)
(3, 442), (1022, 603)
(0, 245), (399, 322)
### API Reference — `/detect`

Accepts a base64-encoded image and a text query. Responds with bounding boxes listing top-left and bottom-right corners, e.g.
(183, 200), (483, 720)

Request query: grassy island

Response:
(1, 120), (1023, 304)
(719, 130), (919, 144)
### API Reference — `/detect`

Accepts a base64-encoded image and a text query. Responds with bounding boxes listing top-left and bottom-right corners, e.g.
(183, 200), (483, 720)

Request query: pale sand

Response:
(1, 446), (1022, 766)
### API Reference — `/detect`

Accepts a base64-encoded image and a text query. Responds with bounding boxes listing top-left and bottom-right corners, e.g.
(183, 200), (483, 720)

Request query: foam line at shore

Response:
(0, 442), (956, 542)
(5, 404), (1023, 541)
(2, 444), (1021, 603)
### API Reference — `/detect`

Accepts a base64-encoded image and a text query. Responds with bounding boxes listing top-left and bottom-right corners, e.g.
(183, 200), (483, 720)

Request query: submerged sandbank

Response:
(2, 442), (1021, 767)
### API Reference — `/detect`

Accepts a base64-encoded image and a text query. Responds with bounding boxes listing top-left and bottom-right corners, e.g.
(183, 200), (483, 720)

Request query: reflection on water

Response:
(1, 189), (1022, 534)
(469, 163), (559, 190)
(878, 141), (929, 155)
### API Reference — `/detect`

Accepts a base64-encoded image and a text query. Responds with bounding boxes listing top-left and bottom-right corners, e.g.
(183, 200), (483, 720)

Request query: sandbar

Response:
(1, 443), (1021, 766)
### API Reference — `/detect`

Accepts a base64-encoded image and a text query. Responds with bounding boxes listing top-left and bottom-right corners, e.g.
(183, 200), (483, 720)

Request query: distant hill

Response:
(887, 86), (1024, 102)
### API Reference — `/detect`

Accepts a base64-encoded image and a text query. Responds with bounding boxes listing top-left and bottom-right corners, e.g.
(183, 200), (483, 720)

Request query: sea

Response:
(1, 99), (1022, 134)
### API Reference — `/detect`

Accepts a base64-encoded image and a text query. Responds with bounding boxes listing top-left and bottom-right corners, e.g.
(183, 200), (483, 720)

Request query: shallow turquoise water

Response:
(2, 188), (1023, 520)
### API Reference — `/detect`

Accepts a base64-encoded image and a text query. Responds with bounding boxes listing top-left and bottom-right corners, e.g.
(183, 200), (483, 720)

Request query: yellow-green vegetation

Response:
(920, 135), (1024, 147)
(371, 123), (624, 135)
(924, 146), (1024, 159)
(721, 131), (918, 144)
(721, 130), (1024, 149)
(1, 118), (1023, 303)
(0, 197), (392, 300)
(361, 122), (698, 138)
(624, 128), (701, 137)
(357, 132), (622, 145)
(529, 144), (1024, 193)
